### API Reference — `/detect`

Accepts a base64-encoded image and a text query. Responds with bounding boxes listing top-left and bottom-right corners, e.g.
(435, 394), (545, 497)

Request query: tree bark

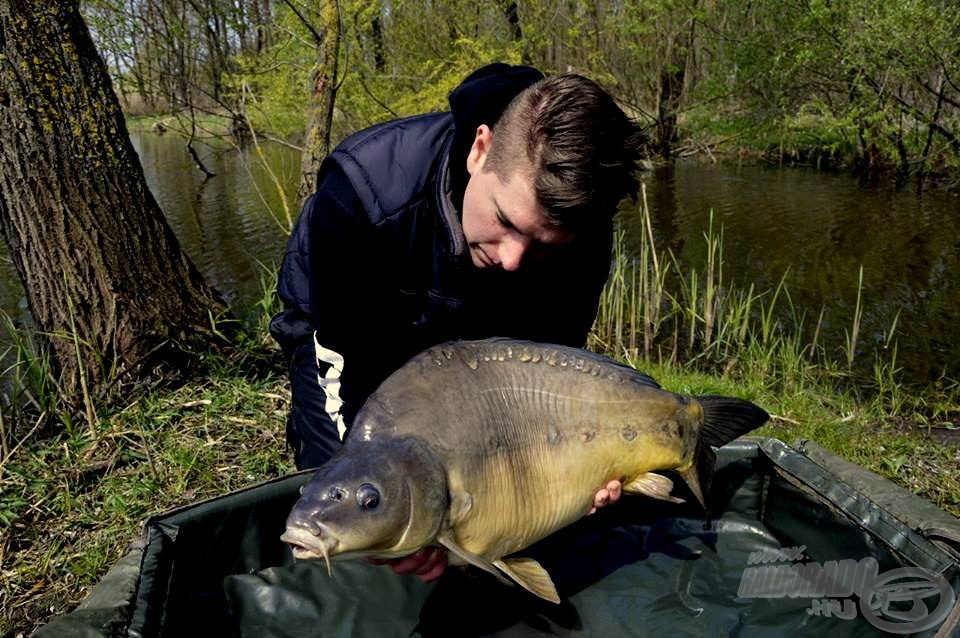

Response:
(0, 0), (231, 405)
(655, 13), (696, 158)
(297, 0), (340, 199)
(502, 0), (522, 42)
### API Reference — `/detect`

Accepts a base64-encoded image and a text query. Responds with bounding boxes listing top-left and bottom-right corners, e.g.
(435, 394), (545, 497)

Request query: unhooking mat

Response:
(37, 438), (960, 637)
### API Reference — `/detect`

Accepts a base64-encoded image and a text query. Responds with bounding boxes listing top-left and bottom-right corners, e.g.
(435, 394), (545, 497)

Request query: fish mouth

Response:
(281, 525), (339, 573)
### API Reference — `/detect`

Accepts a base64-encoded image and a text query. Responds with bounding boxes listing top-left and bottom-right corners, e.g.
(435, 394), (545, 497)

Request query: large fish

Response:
(282, 338), (768, 603)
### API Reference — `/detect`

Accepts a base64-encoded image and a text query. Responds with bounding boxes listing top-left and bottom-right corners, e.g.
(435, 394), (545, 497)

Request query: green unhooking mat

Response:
(37, 439), (960, 637)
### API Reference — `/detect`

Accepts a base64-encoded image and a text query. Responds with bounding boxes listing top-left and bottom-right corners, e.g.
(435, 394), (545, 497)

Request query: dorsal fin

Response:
(449, 338), (661, 389)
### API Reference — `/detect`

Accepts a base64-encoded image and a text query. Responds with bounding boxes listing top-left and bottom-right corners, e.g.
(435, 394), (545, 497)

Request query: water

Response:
(131, 132), (299, 322)
(632, 163), (960, 383)
(1, 134), (957, 384)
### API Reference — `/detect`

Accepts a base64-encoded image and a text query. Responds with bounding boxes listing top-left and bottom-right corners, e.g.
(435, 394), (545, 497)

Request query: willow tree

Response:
(0, 1), (231, 407)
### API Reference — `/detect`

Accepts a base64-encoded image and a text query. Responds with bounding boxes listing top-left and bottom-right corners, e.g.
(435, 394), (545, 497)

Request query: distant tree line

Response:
(83, 0), (960, 181)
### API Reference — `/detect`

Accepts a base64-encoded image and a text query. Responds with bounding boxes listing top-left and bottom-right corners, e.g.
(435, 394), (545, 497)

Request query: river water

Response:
(0, 133), (957, 385)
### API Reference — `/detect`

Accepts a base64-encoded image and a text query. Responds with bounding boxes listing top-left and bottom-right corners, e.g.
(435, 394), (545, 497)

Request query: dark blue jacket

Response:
(270, 64), (613, 467)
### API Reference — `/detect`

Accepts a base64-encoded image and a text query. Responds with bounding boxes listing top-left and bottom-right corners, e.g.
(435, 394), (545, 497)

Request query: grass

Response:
(0, 203), (958, 635)
(0, 348), (293, 635)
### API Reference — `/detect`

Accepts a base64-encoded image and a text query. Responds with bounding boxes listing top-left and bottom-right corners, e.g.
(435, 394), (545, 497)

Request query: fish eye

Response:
(357, 483), (380, 510)
(328, 486), (347, 502)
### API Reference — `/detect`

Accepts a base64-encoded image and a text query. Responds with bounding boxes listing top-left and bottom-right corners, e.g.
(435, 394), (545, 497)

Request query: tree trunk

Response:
(655, 9), (697, 158)
(298, 0), (340, 199)
(0, 0), (231, 405)
(502, 0), (522, 42)
(655, 60), (685, 158)
(257, 0), (273, 52)
(370, 14), (385, 72)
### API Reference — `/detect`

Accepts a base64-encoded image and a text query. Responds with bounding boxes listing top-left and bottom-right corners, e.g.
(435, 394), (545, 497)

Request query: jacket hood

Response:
(447, 63), (544, 209)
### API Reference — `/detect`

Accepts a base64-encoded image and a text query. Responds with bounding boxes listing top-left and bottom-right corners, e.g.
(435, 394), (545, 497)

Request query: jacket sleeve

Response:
(270, 166), (399, 466)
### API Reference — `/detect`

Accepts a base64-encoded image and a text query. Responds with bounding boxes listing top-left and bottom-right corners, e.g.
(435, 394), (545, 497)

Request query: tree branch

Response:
(282, 0), (324, 44)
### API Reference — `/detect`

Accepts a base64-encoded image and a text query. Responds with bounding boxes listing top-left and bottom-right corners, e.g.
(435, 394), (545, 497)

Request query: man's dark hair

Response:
(485, 74), (647, 231)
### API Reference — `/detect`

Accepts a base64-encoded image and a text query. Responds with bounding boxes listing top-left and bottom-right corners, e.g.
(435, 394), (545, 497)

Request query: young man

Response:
(271, 63), (646, 580)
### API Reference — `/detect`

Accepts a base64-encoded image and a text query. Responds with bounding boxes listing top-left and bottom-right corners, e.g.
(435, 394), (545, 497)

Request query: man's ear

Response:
(466, 124), (493, 176)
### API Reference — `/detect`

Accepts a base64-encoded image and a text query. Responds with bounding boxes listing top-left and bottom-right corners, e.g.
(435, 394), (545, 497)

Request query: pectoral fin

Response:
(623, 472), (685, 504)
(493, 558), (560, 604)
(437, 533), (512, 586)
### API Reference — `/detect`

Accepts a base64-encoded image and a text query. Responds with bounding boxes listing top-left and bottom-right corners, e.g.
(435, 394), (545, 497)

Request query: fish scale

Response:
(446, 378), (677, 558)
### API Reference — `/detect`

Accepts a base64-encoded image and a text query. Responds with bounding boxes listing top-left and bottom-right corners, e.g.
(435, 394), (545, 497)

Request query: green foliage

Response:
(220, 1), (527, 145)
(702, 0), (960, 173)
(86, 0), (960, 177)
(223, 6), (316, 140)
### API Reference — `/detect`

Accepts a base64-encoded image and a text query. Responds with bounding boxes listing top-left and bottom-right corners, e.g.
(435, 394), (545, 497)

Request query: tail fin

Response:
(679, 396), (769, 517)
(697, 395), (769, 449)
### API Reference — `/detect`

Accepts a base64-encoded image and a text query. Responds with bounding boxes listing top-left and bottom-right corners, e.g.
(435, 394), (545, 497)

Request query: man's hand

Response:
(369, 479), (623, 582)
(587, 479), (623, 515)
(368, 546), (448, 582)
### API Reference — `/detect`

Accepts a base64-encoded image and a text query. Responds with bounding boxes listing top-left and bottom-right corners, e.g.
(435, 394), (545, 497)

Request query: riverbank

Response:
(2, 203), (959, 636)
(122, 105), (960, 192)
(682, 105), (960, 190)
(0, 346), (295, 635)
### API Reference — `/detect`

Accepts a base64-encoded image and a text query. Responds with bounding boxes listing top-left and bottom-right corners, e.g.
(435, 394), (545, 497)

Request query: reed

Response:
(871, 310), (903, 416)
(844, 265), (865, 371)
(231, 90), (296, 234)
(0, 314), (65, 435)
(592, 200), (900, 396)
(62, 273), (99, 440)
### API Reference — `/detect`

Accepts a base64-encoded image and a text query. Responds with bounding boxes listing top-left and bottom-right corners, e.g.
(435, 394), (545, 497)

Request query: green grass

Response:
(0, 348), (293, 635)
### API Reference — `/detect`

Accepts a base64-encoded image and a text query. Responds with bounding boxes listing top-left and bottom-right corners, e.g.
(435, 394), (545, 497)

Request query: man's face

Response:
(461, 125), (572, 271)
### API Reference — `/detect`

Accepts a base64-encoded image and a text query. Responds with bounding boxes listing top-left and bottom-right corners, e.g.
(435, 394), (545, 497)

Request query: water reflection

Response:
(626, 164), (960, 382)
(131, 132), (298, 321)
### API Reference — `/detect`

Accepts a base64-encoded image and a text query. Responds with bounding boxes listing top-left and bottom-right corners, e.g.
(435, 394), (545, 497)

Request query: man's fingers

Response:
(589, 479), (624, 514)
(414, 548), (448, 581)
(376, 547), (448, 580)
(416, 558), (448, 582)
(607, 480), (622, 502)
(387, 549), (432, 575)
(594, 488), (610, 508)
(413, 547), (443, 574)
